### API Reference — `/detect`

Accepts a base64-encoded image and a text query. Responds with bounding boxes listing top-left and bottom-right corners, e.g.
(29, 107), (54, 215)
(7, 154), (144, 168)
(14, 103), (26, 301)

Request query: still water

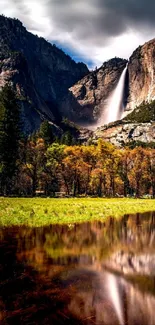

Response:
(0, 212), (155, 325)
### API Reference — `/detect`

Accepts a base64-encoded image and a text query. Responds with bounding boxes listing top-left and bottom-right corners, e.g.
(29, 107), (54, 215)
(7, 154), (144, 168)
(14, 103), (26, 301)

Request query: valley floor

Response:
(0, 198), (155, 227)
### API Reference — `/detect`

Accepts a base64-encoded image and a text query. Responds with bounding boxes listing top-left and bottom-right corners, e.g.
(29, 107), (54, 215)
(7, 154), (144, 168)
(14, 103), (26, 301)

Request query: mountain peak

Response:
(0, 15), (89, 133)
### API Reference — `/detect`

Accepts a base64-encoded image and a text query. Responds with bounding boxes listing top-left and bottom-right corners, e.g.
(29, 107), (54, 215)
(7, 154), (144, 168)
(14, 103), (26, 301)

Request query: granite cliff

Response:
(67, 58), (128, 125)
(70, 38), (155, 126)
(0, 15), (88, 133)
(89, 100), (155, 146)
(126, 39), (155, 113)
(1, 15), (155, 142)
(91, 121), (155, 147)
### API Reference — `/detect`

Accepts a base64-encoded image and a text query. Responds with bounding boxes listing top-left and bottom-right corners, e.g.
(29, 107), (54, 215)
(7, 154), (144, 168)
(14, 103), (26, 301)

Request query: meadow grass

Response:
(0, 197), (155, 227)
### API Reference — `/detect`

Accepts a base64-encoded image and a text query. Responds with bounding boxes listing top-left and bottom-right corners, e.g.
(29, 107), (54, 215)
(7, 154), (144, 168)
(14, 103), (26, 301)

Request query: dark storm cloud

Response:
(3, 0), (155, 66)
(98, 0), (155, 31)
(44, 0), (155, 45)
(9, 0), (155, 46)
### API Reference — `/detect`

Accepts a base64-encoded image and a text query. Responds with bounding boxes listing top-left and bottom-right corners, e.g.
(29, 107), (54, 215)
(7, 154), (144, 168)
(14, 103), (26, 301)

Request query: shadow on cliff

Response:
(59, 90), (95, 126)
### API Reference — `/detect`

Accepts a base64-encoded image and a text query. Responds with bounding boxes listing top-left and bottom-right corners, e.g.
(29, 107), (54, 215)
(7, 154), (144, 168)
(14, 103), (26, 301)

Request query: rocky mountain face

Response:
(1, 15), (155, 140)
(70, 38), (155, 125)
(126, 39), (155, 113)
(91, 121), (155, 147)
(68, 39), (155, 146)
(67, 58), (127, 124)
(89, 100), (155, 147)
(0, 15), (88, 133)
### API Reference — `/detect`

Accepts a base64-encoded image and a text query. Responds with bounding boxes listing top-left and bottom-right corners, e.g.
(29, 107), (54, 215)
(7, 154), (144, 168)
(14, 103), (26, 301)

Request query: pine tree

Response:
(39, 120), (53, 145)
(0, 84), (21, 194)
(61, 131), (73, 145)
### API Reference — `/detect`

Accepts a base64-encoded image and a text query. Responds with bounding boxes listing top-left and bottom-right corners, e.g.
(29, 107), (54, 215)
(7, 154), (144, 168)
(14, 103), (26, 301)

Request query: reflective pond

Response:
(0, 212), (155, 325)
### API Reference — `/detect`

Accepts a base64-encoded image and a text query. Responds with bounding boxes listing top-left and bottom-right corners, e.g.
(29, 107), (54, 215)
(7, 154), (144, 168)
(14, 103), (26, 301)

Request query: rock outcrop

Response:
(87, 99), (155, 147)
(0, 15), (89, 133)
(91, 121), (155, 146)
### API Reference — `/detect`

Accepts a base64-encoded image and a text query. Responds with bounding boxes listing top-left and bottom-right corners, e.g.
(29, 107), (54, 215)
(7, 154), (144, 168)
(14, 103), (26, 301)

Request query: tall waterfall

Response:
(104, 65), (128, 124)
(96, 64), (128, 127)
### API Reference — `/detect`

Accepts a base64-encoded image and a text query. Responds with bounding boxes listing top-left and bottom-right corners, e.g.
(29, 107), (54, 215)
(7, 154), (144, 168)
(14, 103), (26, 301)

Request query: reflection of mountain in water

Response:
(0, 212), (155, 324)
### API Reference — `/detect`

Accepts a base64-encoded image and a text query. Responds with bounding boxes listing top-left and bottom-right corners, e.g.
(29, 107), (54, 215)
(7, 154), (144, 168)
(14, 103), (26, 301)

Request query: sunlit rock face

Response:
(68, 58), (127, 125)
(126, 39), (155, 114)
(0, 16), (88, 133)
(70, 38), (155, 128)
(92, 121), (155, 146)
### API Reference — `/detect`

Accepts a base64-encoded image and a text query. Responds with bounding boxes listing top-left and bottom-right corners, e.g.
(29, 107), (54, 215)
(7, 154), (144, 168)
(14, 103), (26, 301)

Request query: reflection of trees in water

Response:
(0, 231), (86, 324)
(0, 211), (155, 324)
(0, 211), (154, 266)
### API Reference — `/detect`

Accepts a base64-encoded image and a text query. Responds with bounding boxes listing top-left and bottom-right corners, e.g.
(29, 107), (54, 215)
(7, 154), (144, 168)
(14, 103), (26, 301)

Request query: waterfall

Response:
(97, 64), (128, 127)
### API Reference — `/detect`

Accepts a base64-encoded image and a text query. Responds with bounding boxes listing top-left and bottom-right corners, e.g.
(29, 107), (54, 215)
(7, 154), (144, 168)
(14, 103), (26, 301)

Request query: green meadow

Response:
(0, 197), (155, 227)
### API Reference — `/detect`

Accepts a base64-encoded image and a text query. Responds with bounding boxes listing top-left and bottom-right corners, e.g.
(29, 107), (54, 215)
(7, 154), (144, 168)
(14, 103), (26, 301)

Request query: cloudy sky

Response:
(1, 0), (155, 68)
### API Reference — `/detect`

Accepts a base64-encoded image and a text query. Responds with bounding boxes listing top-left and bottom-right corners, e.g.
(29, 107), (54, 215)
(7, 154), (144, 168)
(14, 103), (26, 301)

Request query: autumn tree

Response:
(23, 138), (46, 196)
(146, 149), (155, 198)
(118, 148), (132, 197)
(129, 147), (147, 197)
(63, 146), (92, 196)
(94, 140), (119, 197)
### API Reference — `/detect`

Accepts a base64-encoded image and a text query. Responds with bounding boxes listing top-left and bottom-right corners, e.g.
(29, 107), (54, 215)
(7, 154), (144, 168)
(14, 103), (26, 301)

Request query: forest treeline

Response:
(0, 85), (155, 198)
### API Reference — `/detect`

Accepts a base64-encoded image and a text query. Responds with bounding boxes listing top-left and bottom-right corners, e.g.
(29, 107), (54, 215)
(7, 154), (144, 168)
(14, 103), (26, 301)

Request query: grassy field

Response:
(0, 197), (155, 227)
